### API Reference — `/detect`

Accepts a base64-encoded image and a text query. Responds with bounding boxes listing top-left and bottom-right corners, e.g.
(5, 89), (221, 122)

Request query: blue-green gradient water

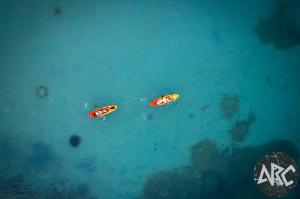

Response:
(0, 0), (300, 198)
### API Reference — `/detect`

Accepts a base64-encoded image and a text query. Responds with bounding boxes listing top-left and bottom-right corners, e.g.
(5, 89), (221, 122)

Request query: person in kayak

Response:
(157, 96), (171, 105)
(96, 109), (107, 116)
(95, 106), (115, 116)
(157, 100), (163, 105)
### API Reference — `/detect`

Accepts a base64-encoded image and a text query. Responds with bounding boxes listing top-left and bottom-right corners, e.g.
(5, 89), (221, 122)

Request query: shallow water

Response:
(0, 0), (300, 198)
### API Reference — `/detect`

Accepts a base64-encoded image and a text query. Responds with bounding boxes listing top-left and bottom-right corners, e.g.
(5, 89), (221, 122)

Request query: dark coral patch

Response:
(229, 113), (255, 142)
(254, 0), (300, 49)
(143, 113), (154, 121)
(188, 113), (195, 119)
(143, 167), (203, 199)
(200, 103), (211, 112)
(153, 142), (159, 151)
(142, 166), (224, 199)
(259, 139), (299, 160)
(140, 139), (299, 199)
(191, 139), (228, 173)
(27, 142), (56, 169)
(219, 94), (240, 120)
(146, 113), (154, 120)
(75, 157), (97, 173)
(69, 135), (81, 147)
(265, 76), (272, 87)
(0, 174), (96, 199)
(53, 6), (62, 16)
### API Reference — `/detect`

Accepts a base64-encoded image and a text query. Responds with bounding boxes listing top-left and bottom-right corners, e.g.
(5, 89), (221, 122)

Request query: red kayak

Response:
(89, 105), (118, 118)
(149, 94), (180, 107)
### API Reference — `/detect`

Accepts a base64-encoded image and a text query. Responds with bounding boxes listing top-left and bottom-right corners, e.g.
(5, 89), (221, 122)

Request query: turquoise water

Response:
(0, 0), (300, 198)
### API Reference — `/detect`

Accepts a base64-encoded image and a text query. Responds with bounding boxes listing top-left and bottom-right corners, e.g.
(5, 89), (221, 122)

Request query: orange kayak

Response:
(89, 105), (118, 118)
(149, 94), (180, 107)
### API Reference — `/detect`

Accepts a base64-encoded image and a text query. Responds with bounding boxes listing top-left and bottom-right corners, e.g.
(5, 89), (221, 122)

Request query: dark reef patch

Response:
(140, 139), (300, 199)
(53, 6), (62, 16)
(4, 174), (25, 195)
(229, 113), (256, 142)
(75, 157), (97, 173)
(254, 0), (300, 49)
(0, 174), (96, 199)
(45, 184), (95, 199)
(188, 113), (194, 119)
(191, 139), (228, 173)
(258, 139), (299, 160)
(143, 113), (154, 121)
(76, 183), (90, 195)
(26, 142), (57, 169)
(219, 94), (240, 120)
(146, 113), (153, 121)
(143, 167), (203, 199)
(69, 135), (81, 147)
(142, 166), (225, 199)
(153, 142), (159, 151)
(0, 138), (14, 171)
(200, 103), (211, 112)
(265, 76), (272, 88)
(36, 86), (48, 97)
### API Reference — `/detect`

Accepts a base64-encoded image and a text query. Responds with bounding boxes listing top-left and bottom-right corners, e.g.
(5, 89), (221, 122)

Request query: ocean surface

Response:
(0, 0), (300, 198)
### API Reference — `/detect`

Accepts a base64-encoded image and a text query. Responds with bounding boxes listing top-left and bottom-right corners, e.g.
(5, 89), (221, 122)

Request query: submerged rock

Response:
(36, 86), (48, 97)
(53, 6), (62, 16)
(219, 94), (240, 120)
(69, 135), (81, 147)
